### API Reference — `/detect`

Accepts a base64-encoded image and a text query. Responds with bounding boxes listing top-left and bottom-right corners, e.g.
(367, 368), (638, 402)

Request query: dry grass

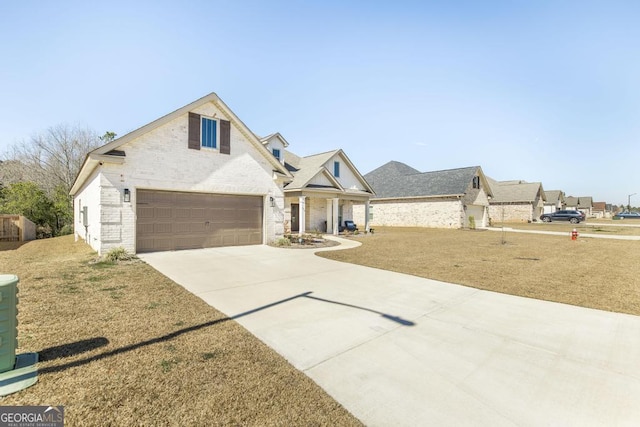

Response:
(0, 236), (362, 426)
(492, 221), (640, 236)
(319, 227), (640, 316)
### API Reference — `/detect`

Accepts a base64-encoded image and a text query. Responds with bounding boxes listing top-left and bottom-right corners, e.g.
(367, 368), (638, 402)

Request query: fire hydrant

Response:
(571, 229), (578, 240)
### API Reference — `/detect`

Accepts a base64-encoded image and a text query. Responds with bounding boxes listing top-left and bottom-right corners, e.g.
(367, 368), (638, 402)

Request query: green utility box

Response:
(0, 274), (37, 396)
(0, 275), (18, 373)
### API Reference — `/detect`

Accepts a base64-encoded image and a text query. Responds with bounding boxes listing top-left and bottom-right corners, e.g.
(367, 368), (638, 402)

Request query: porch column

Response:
(298, 196), (306, 235)
(364, 200), (371, 232)
(332, 198), (339, 235)
(326, 199), (333, 234)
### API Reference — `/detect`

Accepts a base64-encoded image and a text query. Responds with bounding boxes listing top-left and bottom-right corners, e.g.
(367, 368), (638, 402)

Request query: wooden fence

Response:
(0, 215), (36, 241)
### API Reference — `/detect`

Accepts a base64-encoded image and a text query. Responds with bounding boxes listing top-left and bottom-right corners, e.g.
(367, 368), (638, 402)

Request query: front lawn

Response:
(0, 236), (361, 426)
(492, 221), (640, 236)
(318, 227), (640, 316)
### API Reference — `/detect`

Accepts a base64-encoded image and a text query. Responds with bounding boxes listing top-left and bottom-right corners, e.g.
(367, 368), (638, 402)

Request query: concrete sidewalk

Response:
(140, 239), (640, 426)
(486, 226), (640, 240)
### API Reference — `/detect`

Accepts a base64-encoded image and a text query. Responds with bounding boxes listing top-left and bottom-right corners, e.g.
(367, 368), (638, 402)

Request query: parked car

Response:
(539, 210), (585, 223)
(613, 211), (640, 220)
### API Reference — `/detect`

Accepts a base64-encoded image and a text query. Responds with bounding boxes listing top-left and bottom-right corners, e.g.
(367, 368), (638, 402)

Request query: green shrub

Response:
(284, 233), (319, 245)
(468, 215), (476, 230)
(36, 225), (53, 239)
(58, 224), (74, 236)
(105, 247), (133, 262)
(274, 237), (291, 247)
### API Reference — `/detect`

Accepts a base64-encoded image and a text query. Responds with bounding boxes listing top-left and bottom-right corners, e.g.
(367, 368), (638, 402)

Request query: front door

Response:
(291, 203), (299, 232)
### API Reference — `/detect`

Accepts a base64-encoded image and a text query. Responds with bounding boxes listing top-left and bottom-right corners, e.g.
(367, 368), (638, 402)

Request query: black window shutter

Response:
(220, 119), (231, 155)
(188, 112), (201, 150)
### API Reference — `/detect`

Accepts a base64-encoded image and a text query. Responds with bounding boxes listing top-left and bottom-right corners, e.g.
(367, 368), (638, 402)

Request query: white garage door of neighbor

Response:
(466, 205), (486, 227)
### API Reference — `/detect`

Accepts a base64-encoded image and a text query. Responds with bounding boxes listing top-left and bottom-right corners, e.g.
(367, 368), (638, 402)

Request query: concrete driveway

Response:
(139, 239), (640, 426)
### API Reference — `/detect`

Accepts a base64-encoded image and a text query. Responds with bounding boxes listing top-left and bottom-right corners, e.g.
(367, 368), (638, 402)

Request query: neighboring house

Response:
(578, 196), (593, 217)
(543, 190), (565, 214)
(353, 161), (493, 229)
(0, 215), (36, 242)
(564, 196), (579, 210)
(487, 179), (546, 223)
(269, 142), (374, 235)
(565, 196), (593, 217)
(592, 201), (607, 218)
(70, 93), (372, 255)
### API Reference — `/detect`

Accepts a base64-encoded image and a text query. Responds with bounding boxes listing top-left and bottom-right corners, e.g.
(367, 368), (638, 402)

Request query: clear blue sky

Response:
(1, 1), (639, 205)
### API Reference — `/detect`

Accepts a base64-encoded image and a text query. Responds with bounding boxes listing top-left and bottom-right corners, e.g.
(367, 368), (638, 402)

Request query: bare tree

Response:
(4, 124), (103, 195)
(0, 159), (30, 188)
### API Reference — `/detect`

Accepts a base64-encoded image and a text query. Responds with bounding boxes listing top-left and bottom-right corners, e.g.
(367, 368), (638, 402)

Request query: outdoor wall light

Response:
(124, 188), (131, 203)
(270, 196), (275, 207)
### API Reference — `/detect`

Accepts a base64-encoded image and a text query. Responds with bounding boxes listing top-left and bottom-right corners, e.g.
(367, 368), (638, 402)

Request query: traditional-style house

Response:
(487, 179), (546, 223)
(543, 190), (565, 214)
(353, 161), (492, 228)
(70, 93), (373, 254)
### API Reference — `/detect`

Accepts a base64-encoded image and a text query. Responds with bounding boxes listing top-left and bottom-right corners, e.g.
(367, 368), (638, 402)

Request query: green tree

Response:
(2, 125), (115, 237)
(52, 184), (74, 234)
(0, 182), (55, 232)
(99, 131), (117, 144)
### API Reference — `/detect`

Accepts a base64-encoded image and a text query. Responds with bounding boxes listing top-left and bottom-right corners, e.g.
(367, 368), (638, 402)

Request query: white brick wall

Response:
(342, 201), (354, 225)
(354, 199), (463, 228)
(306, 198), (327, 232)
(488, 204), (534, 223)
(74, 168), (102, 253)
(74, 100), (284, 255)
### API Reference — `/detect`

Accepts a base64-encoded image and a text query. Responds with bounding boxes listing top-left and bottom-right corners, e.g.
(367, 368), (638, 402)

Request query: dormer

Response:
(260, 133), (289, 165)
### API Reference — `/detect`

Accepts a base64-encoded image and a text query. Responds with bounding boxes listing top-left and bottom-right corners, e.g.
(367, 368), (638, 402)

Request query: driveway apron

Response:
(139, 239), (640, 426)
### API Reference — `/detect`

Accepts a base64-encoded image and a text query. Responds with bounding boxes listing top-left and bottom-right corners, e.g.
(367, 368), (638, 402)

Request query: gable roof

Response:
(284, 150), (338, 188)
(284, 149), (374, 195)
(565, 196), (579, 206)
(260, 132), (290, 148)
(365, 161), (421, 185)
(565, 196), (593, 208)
(365, 161), (489, 199)
(544, 190), (564, 204)
(487, 178), (546, 204)
(70, 92), (291, 195)
(578, 196), (593, 208)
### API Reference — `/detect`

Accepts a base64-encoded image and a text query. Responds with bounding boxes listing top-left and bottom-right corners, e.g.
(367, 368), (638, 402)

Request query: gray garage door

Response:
(136, 190), (263, 253)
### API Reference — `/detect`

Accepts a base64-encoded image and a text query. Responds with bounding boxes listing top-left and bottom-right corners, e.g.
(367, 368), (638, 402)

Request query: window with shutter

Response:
(188, 112), (201, 150)
(201, 117), (217, 148)
(220, 120), (230, 155)
(188, 113), (230, 154)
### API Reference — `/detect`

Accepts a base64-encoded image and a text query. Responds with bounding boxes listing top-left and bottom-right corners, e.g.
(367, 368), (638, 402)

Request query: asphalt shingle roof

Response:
(544, 190), (563, 204)
(578, 196), (593, 208)
(564, 196), (592, 208)
(364, 161), (480, 199)
(565, 196), (579, 206)
(486, 177), (544, 203)
(284, 149), (341, 190)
